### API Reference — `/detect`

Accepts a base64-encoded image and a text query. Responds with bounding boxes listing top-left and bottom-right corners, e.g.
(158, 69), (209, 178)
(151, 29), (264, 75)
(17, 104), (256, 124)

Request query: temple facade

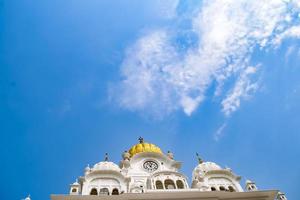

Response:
(51, 138), (286, 200)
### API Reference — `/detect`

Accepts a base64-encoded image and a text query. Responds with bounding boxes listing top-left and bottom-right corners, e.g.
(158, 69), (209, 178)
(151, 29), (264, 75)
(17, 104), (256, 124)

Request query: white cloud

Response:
(273, 25), (300, 46)
(115, 30), (181, 116)
(285, 45), (296, 61)
(214, 123), (227, 141)
(180, 96), (204, 116)
(154, 0), (179, 19)
(221, 66), (259, 116)
(112, 0), (300, 118)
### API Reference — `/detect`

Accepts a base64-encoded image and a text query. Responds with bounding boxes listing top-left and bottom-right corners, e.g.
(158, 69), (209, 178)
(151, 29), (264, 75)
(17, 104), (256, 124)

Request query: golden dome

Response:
(128, 137), (163, 157)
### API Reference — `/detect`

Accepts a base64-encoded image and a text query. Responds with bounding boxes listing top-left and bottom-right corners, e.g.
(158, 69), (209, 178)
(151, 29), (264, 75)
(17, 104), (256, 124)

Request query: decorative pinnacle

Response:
(104, 153), (109, 161)
(196, 153), (203, 164)
(138, 136), (144, 143)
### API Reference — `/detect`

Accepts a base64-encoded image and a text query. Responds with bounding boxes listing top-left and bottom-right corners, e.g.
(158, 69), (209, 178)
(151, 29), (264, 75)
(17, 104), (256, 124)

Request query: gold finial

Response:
(196, 153), (203, 164)
(138, 136), (144, 143)
(104, 153), (109, 161)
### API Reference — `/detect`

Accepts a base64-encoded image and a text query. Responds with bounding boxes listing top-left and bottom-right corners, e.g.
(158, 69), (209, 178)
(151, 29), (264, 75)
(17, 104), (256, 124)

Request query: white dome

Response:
(85, 165), (90, 172)
(194, 162), (222, 173)
(92, 161), (121, 172)
(72, 179), (80, 185)
(246, 179), (255, 185)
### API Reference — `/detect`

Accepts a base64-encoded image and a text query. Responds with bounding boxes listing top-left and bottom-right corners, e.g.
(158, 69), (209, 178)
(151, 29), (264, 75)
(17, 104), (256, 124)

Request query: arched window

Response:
(90, 188), (98, 195)
(219, 186), (225, 191)
(112, 188), (119, 195)
(176, 180), (184, 189)
(228, 186), (235, 192)
(100, 188), (109, 195)
(71, 188), (77, 193)
(211, 187), (216, 191)
(164, 179), (176, 189)
(156, 180), (163, 189)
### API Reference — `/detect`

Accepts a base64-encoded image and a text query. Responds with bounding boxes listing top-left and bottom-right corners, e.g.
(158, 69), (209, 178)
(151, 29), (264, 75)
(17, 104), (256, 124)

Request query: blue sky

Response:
(1, 0), (300, 199)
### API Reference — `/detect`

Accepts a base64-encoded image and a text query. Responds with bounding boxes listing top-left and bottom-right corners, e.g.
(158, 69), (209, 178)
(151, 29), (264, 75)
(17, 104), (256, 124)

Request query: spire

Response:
(138, 136), (144, 143)
(196, 153), (203, 164)
(104, 153), (109, 161)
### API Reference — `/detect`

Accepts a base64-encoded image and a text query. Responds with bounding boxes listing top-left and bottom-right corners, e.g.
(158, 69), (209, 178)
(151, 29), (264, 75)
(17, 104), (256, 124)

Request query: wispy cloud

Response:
(285, 45), (296, 61)
(273, 25), (300, 46)
(214, 123), (227, 141)
(111, 0), (300, 118)
(221, 66), (260, 116)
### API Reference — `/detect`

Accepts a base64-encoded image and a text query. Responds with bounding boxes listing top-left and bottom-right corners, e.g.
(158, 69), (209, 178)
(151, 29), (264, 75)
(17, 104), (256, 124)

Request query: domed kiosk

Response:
(77, 153), (127, 196)
(191, 154), (243, 192)
(52, 138), (284, 200)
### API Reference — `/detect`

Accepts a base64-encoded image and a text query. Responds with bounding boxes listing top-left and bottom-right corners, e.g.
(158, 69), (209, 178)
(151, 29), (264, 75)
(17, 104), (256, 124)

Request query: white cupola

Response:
(245, 179), (258, 191)
(277, 191), (287, 200)
(69, 179), (80, 195)
(80, 153), (127, 196)
(192, 154), (243, 192)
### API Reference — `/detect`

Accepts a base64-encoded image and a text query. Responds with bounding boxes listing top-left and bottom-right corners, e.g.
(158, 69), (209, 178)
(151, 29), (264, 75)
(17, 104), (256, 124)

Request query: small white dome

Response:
(246, 179), (255, 184)
(72, 179), (80, 185)
(92, 161), (121, 172)
(84, 164), (90, 172)
(194, 162), (222, 173)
